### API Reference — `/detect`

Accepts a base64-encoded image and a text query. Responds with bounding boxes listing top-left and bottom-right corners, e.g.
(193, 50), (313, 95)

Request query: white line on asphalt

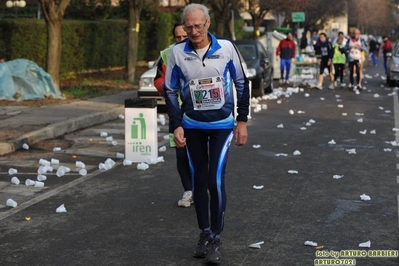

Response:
(0, 162), (122, 221)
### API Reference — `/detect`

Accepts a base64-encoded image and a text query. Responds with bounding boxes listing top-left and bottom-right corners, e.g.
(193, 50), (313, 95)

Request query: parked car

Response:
(387, 44), (399, 86)
(138, 43), (252, 105)
(233, 39), (274, 96)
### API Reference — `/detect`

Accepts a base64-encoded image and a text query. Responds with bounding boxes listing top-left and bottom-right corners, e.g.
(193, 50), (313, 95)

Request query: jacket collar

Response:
(184, 32), (221, 57)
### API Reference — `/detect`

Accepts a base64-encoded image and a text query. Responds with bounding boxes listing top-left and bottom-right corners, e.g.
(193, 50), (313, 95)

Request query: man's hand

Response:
(234, 121), (248, 146)
(174, 126), (186, 148)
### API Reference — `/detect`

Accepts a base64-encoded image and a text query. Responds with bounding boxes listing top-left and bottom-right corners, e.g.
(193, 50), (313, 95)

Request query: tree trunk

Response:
(215, 16), (225, 37)
(47, 21), (62, 89)
(252, 18), (262, 40)
(126, 3), (141, 83)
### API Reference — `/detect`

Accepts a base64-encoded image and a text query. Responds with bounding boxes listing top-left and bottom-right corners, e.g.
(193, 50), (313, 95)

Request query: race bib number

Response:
(189, 76), (225, 110)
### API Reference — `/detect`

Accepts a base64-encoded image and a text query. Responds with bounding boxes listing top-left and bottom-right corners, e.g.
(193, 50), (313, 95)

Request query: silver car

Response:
(387, 44), (398, 86)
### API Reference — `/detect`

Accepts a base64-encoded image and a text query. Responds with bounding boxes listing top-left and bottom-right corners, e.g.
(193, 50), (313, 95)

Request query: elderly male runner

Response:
(164, 3), (249, 264)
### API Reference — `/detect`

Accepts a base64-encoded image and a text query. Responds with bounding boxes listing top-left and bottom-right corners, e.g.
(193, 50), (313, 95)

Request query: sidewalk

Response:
(0, 90), (136, 156)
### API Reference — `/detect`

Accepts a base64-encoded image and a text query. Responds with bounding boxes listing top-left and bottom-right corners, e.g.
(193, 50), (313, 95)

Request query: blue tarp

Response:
(0, 59), (64, 101)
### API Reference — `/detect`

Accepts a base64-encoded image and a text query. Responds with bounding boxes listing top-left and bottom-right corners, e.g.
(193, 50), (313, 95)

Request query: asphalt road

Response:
(0, 61), (399, 266)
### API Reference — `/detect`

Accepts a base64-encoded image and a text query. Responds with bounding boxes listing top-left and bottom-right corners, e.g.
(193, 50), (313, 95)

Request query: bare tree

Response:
(126, 0), (145, 83)
(38, 0), (72, 89)
(206, 0), (242, 37)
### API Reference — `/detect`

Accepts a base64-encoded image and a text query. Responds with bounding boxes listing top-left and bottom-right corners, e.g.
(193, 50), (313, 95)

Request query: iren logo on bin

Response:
(130, 113), (151, 155)
(131, 113), (146, 140)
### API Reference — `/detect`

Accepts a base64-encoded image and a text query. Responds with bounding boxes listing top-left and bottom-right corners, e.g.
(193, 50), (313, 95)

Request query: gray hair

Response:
(181, 3), (210, 23)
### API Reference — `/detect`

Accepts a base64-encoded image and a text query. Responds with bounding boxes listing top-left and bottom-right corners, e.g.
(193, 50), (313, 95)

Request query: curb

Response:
(0, 106), (124, 156)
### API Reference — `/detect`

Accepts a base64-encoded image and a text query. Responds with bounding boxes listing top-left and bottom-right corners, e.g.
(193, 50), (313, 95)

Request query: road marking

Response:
(393, 93), (399, 227)
(0, 162), (121, 221)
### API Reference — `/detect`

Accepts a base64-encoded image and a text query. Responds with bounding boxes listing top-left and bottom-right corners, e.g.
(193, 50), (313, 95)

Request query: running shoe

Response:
(315, 84), (323, 90)
(328, 84), (335, 90)
(178, 190), (193, 207)
(193, 232), (211, 258)
(205, 238), (221, 264)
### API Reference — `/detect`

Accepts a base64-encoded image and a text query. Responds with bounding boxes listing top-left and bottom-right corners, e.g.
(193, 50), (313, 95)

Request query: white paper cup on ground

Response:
(104, 162), (112, 170)
(6, 198), (17, 208)
(118, 114), (125, 119)
(79, 169), (87, 176)
(99, 163), (106, 170)
(34, 181), (44, 188)
(100, 132), (108, 137)
(25, 179), (35, 186)
(39, 158), (50, 166)
(56, 204), (67, 213)
(105, 158), (115, 166)
(51, 158), (59, 165)
(56, 167), (66, 177)
(112, 141), (118, 146)
(75, 161), (86, 168)
(105, 136), (113, 141)
(44, 165), (53, 172)
(137, 163), (149, 170)
(8, 168), (17, 175)
(37, 174), (47, 181)
(38, 166), (47, 175)
(158, 146), (167, 152)
(123, 159), (132, 166)
(11, 177), (20, 185)
(157, 156), (164, 163)
(145, 158), (157, 164)
(64, 167), (71, 173)
(116, 152), (125, 159)
(53, 147), (61, 152)
(22, 143), (29, 150)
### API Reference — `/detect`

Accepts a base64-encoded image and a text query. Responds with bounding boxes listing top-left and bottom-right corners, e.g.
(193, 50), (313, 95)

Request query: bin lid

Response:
(125, 98), (157, 108)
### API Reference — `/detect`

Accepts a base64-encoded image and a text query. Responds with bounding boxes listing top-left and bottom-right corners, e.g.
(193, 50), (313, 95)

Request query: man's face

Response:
(183, 9), (209, 48)
(287, 33), (292, 40)
(174, 25), (187, 43)
(319, 35), (326, 42)
(353, 30), (360, 39)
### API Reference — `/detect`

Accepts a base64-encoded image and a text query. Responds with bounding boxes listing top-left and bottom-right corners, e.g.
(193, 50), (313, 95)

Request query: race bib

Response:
(349, 48), (361, 61)
(189, 76), (225, 110)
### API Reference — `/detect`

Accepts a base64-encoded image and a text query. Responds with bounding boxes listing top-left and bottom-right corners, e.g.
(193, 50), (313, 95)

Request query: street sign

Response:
(292, 12), (305, 22)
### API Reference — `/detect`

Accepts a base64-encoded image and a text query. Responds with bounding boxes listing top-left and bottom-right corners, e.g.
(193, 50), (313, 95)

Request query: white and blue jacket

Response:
(165, 33), (250, 130)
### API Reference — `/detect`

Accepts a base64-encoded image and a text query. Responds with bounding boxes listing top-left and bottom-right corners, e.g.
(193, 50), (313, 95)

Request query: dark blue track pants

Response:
(185, 128), (233, 235)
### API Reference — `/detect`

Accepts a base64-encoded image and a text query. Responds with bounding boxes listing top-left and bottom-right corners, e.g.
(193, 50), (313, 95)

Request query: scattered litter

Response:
(288, 170), (298, 174)
(335, 95), (341, 98)
(365, 74), (372, 79)
(370, 130), (376, 134)
(357, 118), (363, 123)
(252, 145), (261, 149)
(342, 113), (347, 116)
(75, 161), (86, 169)
(359, 130), (367, 135)
(304, 241), (318, 247)
(392, 128), (399, 132)
(374, 93), (380, 98)
(333, 175), (343, 179)
(355, 113), (364, 116)
(346, 148), (357, 155)
(118, 114), (125, 119)
(358, 240), (371, 248)
(297, 110), (306, 114)
(100, 132), (108, 137)
(157, 156), (164, 163)
(275, 153), (288, 157)
(51, 158), (59, 165)
(8, 168), (17, 175)
(137, 162), (149, 171)
(338, 104), (344, 108)
(336, 99), (343, 102)
(116, 152), (125, 159)
(34, 181), (44, 188)
(277, 124), (284, 129)
(158, 114), (166, 125)
(304, 93), (310, 97)
(328, 139), (336, 145)
(22, 143), (29, 150)
(159, 146), (167, 152)
(320, 97), (325, 101)
(385, 110), (392, 114)
(105, 136), (113, 141)
(379, 106), (384, 110)
(262, 104), (267, 110)
(300, 127), (307, 131)
(308, 119), (316, 124)
(39, 158), (51, 166)
(79, 169), (87, 176)
(384, 148), (392, 152)
(253, 185), (264, 190)
(388, 92), (396, 96)
(112, 141), (118, 146)
(37, 175), (47, 181)
(249, 241), (264, 249)
(25, 179), (35, 186)
(381, 76), (387, 80)
(11, 177), (20, 185)
(99, 163), (106, 170)
(276, 100), (282, 104)
(25, 217), (31, 221)
(56, 204), (67, 213)
(53, 147), (61, 152)
(386, 140), (399, 146)
(163, 134), (169, 140)
(289, 109), (295, 115)
(6, 198), (17, 208)
(305, 122), (312, 127)
(123, 159), (132, 166)
(293, 150), (301, 156)
(360, 194), (371, 201)
(316, 246), (324, 250)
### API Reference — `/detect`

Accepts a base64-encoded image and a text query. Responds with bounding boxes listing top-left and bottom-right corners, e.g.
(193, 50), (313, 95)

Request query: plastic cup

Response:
(99, 163), (106, 170)
(51, 158), (59, 165)
(25, 179), (35, 186)
(105, 158), (115, 166)
(56, 167), (65, 177)
(11, 176), (20, 185)
(44, 165), (53, 172)
(75, 161), (86, 168)
(22, 143), (29, 150)
(112, 141), (118, 146)
(157, 156), (164, 163)
(8, 168), (17, 175)
(100, 132), (108, 137)
(116, 152), (124, 159)
(105, 136), (113, 141)
(104, 162), (112, 170)
(53, 147), (61, 152)
(56, 204), (67, 213)
(37, 175), (47, 181)
(123, 159), (132, 166)
(34, 181), (44, 188)
(137, 163), (149, 170)
(145, 158), (157, 165)
(118, 114), (125, 119)
(79, 169), (87, 176)
(6, 198), (17, 208)
(158, 146), (166, 152)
